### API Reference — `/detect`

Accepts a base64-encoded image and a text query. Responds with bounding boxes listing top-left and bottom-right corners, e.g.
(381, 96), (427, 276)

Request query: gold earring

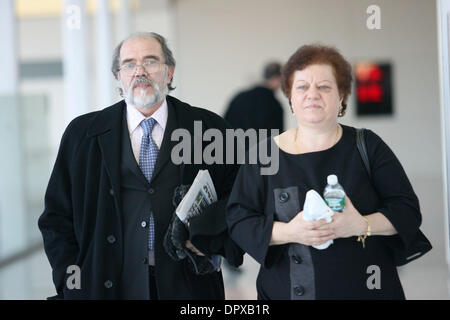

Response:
(338, 105), (344, 117)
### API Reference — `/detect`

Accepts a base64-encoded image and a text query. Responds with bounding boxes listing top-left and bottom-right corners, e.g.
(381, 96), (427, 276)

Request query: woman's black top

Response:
(226, 124), (423, 299)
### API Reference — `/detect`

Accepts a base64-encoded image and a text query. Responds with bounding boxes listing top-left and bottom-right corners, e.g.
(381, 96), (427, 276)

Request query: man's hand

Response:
(185, 240), (205, 256)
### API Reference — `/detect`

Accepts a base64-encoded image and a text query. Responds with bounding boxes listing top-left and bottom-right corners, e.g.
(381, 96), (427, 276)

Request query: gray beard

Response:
(130, 86), (161, 109)
(122, 73), (168, 109)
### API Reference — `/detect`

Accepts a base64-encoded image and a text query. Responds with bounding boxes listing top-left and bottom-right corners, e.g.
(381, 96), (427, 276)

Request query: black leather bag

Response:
(356, 128), (432, 266)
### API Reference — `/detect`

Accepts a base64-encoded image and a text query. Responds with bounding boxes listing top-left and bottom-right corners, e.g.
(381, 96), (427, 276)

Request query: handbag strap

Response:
(356, 128), (432, 265)
(356, 128), (371, 180)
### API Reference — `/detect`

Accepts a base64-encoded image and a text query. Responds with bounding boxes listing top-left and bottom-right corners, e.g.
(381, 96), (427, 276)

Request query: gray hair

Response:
(111, 32), (176, 91)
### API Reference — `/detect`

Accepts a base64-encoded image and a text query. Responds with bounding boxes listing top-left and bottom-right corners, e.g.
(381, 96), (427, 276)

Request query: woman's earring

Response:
(338, 105), (344, 117)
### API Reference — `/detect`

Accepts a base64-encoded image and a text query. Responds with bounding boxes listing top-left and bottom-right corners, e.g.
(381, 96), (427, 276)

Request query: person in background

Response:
(226, 44), (431, 299)
(38, 32), (242, 300)
(224, 62), (284, 137)
(223, 62), (285, 275)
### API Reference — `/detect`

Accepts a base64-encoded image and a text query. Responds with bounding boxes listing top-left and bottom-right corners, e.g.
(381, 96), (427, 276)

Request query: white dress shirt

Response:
(126, 99), (168, 164)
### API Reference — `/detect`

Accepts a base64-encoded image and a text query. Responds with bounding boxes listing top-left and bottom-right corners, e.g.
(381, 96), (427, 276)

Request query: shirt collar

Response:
(126, 99), (168, 134)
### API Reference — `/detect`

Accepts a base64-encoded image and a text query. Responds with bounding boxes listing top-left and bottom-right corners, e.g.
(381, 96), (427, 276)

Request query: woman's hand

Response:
(272, 211), (335, 246)
(322, 196), (366, 239)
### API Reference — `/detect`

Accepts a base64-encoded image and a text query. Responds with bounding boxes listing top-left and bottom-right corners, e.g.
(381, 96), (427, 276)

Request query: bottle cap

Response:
(327, 174), (338, 185)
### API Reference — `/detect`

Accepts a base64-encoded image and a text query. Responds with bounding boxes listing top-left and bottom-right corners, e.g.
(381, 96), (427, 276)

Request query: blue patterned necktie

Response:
(139, 118), (159, 265)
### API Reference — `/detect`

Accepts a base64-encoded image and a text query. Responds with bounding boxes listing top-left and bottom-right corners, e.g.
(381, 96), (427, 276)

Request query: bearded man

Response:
(38, 32), (242, 300)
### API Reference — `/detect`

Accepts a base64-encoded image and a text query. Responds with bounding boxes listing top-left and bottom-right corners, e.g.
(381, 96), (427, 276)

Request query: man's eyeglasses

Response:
(119, 61), (165, 75)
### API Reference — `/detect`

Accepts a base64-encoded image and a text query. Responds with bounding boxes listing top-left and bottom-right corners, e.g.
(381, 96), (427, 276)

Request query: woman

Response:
(226, 44), (430, 299)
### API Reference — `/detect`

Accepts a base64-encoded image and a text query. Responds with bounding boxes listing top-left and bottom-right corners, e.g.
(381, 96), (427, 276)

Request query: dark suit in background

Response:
(224, 85), (284, 132)
(224, 62), (284, 152)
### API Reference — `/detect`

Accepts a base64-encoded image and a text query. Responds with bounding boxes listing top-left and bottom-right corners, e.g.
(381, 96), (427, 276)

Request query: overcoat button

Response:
(292, 255), (302, 264)
(294, 285), (305, 296)
(107, 235), (116, 244)
(141, 221), (147, 228)
(279, 192), (289, 202)
(148, 188), (155, 194)
(104, 280), (113, 289)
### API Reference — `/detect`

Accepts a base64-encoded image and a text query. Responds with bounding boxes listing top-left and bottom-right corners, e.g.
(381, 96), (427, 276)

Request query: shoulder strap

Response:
(356, 128), (371, 180)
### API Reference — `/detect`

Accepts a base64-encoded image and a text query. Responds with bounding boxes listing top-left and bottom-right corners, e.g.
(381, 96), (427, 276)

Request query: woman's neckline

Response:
(274, 124), (346, 156)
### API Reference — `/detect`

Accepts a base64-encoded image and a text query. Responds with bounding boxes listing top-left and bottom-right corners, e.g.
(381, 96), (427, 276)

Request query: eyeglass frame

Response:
(119, 60), (167, 76)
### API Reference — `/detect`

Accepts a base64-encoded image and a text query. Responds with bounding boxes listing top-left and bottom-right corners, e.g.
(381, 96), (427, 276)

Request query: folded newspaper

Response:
(175, 169), (221, 270)
(175, 170), (218, 223)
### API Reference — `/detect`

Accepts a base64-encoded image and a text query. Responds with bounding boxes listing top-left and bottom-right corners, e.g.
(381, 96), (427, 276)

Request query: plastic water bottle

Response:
(323, 174), (346, 212)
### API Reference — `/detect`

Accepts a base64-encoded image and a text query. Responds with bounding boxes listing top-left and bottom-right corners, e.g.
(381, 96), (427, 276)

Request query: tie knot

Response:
(140, 118), (157, 136)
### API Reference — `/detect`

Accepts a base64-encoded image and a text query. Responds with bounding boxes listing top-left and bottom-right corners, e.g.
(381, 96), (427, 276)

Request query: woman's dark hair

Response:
(281, 44), (353, 116)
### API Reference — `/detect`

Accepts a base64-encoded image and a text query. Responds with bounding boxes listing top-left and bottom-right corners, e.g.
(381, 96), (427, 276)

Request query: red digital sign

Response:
(355, 62), (393, 115)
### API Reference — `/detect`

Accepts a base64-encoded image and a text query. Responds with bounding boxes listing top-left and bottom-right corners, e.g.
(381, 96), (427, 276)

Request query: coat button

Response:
(148, 188), (155, 195)
(294, 285), (305, 296)
(107, 235), (116, 244)
(292, 255), (302, 264)
(142, 257), (148, 264)
(104, 280), (113, 289)
(141, 221), (147, 228)
(109, 188), (114, 196)
(279, 192), (289, 202)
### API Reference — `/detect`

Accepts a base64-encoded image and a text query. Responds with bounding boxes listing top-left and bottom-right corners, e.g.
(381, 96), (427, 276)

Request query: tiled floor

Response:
(0, 247), (55, 299)
(1, 176), (449, 300)
(0, 247), (448, 300)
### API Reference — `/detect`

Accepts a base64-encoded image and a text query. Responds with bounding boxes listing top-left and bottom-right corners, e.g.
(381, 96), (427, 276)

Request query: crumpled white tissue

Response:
(302, 190), (335, 250)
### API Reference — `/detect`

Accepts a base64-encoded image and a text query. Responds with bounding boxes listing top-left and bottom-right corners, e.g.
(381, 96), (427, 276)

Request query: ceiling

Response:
(15, 0), (143, 18)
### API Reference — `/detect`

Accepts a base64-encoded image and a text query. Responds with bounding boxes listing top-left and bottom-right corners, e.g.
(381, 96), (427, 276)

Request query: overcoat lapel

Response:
(150, 98), (178, 183)
(87, 100), (125, 217)
(152, 96), (201, 185)
(86, 96), (201, 204)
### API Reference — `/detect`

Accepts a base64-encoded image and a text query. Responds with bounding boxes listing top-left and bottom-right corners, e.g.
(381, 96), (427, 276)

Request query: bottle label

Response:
(325, 198), (345, 212)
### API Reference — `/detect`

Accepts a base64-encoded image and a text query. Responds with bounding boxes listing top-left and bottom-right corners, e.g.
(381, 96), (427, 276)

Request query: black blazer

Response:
(38, 95), (243, 299)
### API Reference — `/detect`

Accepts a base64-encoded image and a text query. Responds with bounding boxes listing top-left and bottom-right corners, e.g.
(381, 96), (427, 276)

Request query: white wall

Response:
(15, 0), (441, 175)
(174, 0), (441, 179)
(18, 1), (441, 179)
(16, 0), (442, 204)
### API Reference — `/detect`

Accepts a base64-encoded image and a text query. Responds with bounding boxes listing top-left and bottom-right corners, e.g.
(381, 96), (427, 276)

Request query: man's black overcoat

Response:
(38, 95), (243, 299)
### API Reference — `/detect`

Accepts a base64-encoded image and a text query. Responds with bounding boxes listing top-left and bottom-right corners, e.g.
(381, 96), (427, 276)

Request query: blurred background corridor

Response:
(0, 0), (449, 299)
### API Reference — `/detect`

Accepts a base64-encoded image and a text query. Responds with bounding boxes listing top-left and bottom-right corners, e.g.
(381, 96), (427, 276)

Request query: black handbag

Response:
(356, 128), (432, 266)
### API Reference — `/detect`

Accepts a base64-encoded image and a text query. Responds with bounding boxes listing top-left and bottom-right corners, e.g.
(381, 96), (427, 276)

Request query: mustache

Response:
(131, 76), (155, 89)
